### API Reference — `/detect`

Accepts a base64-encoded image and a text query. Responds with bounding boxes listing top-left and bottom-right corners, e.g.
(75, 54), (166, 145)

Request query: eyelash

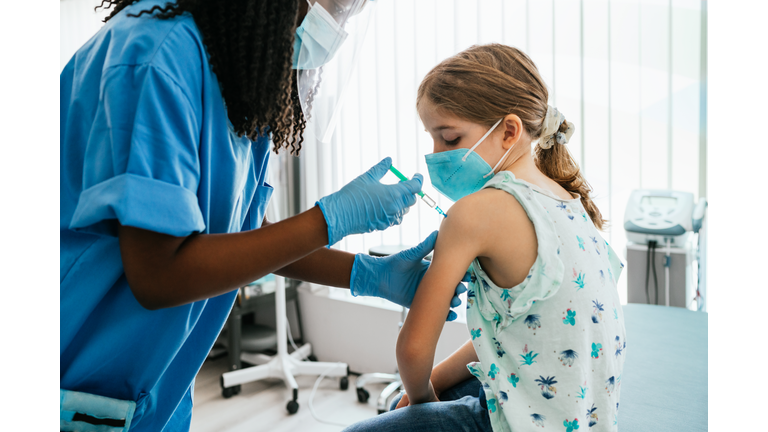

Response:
(445, 137), (460, 146)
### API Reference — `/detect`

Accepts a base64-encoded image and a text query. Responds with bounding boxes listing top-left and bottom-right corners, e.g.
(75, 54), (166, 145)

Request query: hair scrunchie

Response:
(538, 105), (575, 149)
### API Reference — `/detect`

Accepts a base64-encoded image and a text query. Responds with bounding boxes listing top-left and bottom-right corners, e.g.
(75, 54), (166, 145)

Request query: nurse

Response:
(60, 1), (465, 431)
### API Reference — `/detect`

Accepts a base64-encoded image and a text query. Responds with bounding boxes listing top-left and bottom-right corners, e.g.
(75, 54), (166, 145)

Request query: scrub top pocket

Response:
(241, 180), (273, 232)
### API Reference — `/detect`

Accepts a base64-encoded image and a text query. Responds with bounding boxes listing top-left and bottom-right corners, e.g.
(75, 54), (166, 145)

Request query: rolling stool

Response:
(221, 276), (349, 414)
(355, 245), (427, 414)
(218, 322), (279, 398)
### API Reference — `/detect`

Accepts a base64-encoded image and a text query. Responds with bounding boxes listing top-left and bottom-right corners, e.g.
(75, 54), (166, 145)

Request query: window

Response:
(297, 0), (707, 304)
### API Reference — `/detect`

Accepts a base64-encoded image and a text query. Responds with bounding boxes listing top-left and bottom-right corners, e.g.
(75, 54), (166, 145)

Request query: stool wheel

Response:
(286, 400), (299, 414)
(221, 384), (241, 399)
(356, 387), (370, 403)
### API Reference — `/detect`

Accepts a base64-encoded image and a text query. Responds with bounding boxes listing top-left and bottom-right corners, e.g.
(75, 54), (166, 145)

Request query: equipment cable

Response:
(650, 241), (659, 305)
(645, 240), (659, 305)
(285, 314), (351, 428)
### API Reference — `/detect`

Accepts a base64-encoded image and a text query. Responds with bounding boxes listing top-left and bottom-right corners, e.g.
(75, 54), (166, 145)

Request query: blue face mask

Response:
(425, 118), (513, 202)
(292, 1), (348, 70)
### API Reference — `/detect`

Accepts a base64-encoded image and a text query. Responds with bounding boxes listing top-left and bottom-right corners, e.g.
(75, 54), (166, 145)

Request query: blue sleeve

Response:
(69, 64), (205, 237)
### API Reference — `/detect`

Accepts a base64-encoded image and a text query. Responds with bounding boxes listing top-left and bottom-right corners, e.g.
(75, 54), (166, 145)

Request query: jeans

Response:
(342, 377), (492, 432)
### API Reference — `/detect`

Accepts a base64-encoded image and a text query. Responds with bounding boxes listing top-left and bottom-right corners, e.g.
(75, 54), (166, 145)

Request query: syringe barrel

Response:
(420, 194), (436, 208)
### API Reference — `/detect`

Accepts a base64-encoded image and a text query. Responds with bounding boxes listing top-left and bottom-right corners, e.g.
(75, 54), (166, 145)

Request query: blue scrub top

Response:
(60, 1), (273, 430)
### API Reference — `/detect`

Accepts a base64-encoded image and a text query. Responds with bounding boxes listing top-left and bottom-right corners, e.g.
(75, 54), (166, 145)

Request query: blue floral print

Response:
(531, 413), (546, 427)
(591, 343), (603, 359)
(558, 349), (578, 367)
(577, 235), (586, 251)
(471, 328), (482, 340)
(488, 363), (500, 380)
(587, 404), (598, 427)
(487, 398), (497, 413)
(482, 279), (492, 292)
(498, 391), (508, 407)
(590, 236), (601, 255)
(535, 376), (558, 399)
(592, 300), (604, 323)
(572, 268), (586, 290)
(519, 344), (539, 366)
(508, 373), (520, 388)
(500, 289), (513, 302)
(524, 314), (542, 332)
(577, 383), (588, 399)
(614, 336), (625, 357)
(468, 364), (483, 378)
(563, 418), (580, 432)
(493, 338), (506, 358)
(562, 309), (576, 326)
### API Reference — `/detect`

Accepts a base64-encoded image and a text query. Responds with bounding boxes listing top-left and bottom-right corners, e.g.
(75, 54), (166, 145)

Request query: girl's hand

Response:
(395, 384), (440, 409)
(395, 392), (410, 410)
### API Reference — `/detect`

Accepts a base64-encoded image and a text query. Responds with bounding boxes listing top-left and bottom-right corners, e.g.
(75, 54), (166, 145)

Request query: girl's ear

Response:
(501, 114), (523, 150)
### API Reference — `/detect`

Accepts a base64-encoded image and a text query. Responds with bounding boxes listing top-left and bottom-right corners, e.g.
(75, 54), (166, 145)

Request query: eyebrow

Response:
(435, 125), (457, 131)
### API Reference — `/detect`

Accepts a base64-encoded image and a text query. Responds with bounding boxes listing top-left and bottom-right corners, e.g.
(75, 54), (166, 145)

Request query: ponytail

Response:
(534, 121), (606, 230)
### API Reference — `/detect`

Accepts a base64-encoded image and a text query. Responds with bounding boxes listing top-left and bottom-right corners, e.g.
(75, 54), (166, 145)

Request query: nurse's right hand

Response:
(317, 157), (422, 246)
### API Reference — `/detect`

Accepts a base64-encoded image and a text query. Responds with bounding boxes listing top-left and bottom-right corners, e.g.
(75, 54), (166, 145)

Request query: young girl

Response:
(344, 44), (626, 432)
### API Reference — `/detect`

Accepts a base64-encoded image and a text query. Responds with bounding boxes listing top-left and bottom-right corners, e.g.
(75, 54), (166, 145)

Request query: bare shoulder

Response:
(440, 188), (532, 245)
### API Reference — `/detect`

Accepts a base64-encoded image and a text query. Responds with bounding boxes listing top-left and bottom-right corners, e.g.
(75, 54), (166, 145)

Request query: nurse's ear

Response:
(500, 114), (524, 150)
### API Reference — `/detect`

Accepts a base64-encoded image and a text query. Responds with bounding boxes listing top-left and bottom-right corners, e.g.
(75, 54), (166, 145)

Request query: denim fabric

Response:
(343, 377), (492, 432)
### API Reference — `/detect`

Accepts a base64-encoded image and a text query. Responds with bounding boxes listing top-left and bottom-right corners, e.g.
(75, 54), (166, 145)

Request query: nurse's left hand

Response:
(350, 230), (469, 320)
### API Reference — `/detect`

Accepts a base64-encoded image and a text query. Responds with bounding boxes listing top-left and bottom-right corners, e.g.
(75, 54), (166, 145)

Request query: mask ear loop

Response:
(461, 118), (503, 163)
(484, 141), (515, 178)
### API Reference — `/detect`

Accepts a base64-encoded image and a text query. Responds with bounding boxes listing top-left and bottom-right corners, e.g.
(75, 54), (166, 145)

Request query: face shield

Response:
(294, 0), (376, 143)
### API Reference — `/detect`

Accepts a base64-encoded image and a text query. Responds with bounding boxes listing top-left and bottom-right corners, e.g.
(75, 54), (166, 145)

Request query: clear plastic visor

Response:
(296, 0), (376, 143)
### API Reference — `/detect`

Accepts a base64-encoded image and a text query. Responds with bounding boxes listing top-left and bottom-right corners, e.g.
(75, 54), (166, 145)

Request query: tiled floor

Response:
(190, 356), (390, 432)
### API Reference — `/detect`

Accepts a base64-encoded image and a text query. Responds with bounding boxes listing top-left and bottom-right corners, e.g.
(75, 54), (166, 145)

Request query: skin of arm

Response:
(395, 197), (486, 404)
(430, 339), (479, 396)
(396, 188), (533, 406)
(395, 338), (478, 409)
(119, 205), (355, 310)
(263, 219), (355, 287)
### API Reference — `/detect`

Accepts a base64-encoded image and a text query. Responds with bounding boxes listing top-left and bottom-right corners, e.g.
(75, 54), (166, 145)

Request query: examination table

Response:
(619, 304), (708, 431)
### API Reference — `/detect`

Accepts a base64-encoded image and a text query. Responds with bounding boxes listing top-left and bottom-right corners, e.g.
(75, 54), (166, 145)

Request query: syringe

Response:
(389, 165), (447, 218)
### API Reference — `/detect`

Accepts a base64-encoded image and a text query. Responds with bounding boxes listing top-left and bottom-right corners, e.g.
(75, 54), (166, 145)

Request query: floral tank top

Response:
(465, 171), (626, 432)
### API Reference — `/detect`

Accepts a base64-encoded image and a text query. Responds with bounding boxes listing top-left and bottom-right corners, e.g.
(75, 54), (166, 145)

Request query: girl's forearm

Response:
(431, 339), (479, 396)
(396, 333), (437, 403)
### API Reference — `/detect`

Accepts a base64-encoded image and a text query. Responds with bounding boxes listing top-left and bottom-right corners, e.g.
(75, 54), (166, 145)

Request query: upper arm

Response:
(397, 200), (485, 359)
(118, 224), (189, 309)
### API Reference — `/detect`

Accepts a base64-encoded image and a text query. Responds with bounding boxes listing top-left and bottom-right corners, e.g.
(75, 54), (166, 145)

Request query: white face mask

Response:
(292, 1), (349, 70)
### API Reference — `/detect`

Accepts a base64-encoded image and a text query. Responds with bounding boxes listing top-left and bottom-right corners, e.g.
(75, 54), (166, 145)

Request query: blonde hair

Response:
(417, 43), (606, 230)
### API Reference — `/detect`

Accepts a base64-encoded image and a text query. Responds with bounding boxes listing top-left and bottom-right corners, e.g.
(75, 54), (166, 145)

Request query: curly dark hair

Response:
(96, 0), (305, 155)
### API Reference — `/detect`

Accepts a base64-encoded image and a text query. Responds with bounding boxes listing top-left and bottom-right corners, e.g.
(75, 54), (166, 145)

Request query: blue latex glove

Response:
(317, 157), (422, 247)
(350, 230), (470, 321)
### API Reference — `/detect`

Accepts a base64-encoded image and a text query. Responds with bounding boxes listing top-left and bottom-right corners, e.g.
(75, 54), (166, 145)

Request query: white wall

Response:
(60, 0), (108, 71)
(298, 284), (470, 374)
